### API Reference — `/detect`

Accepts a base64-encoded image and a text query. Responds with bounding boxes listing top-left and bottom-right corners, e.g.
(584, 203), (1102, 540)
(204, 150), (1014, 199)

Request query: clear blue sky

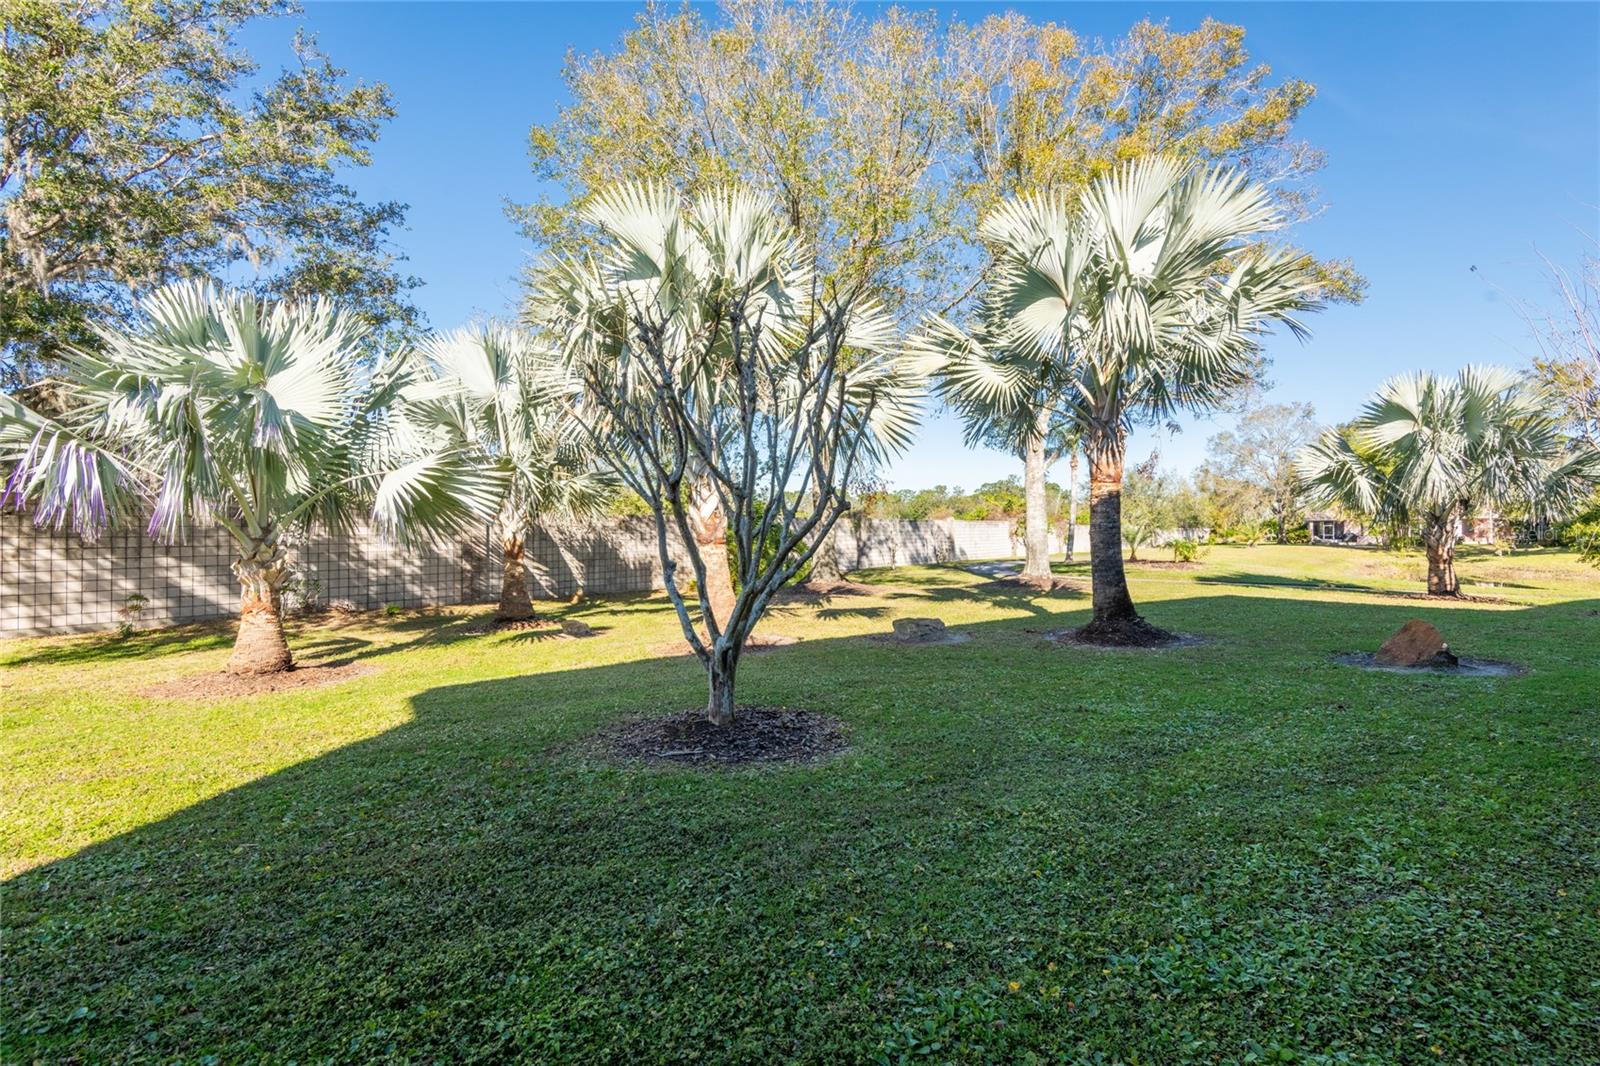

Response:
(244, 2), (1600, 489)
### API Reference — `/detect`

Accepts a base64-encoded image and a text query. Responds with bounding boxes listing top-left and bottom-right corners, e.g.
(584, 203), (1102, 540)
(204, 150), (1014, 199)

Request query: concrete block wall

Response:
(2, 512), (1045, 638)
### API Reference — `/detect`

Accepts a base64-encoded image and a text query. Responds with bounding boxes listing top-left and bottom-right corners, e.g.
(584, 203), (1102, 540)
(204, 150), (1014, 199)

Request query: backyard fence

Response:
(1, 513), (1064, 637)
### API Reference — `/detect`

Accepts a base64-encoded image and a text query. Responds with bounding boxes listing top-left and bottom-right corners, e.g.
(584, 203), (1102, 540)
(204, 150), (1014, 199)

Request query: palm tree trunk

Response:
(804, 487), (845, 588)
(1021, 406), (1052, 583)
(1064, 448), (1079, 563)
(1077, 432), (1172, 645)
(497, 533), (534, 621)
(1424, 516), (1460, 595)
(227, 549), (292, 674)
(687, 477), (736, 629)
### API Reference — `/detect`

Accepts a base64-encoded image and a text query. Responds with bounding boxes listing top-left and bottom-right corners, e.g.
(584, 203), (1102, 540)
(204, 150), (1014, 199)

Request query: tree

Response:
(0, 282), (501, 671)
(393, 326), (612, 623)
(954, 397), (1076, 582)
(1296, 366), (1600, 595)
(537, 183), (927, 724)
(1514, 246), (1599, 449)
(1119, 455), (1177, 561)
(930, 157), (1319, 643)
(1192, 463), (1264, 540)
(0, 0), (420, 387)
(1204, 401), (1319, 542)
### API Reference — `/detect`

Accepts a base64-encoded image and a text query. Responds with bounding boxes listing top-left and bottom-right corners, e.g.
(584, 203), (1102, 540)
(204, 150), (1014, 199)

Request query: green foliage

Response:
(518, 4), (1357, 319)
(1555, 500), (1600, 567)
(4, 545), (1598, 1061)
(728, 499), (813, 591)
(0, 0), (421, 385)
(1170, 538), (1200, 563)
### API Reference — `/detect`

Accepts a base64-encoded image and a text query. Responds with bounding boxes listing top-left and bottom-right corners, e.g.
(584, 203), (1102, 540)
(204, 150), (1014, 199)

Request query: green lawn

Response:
(4, 545), (1598, 1063)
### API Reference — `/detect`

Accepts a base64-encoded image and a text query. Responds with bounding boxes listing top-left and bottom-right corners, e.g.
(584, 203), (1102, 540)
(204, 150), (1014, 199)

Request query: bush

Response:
(1557, 505), (1600, 567)
(1286, 526), (1310, 545)
(1171, 539), (1200, 563)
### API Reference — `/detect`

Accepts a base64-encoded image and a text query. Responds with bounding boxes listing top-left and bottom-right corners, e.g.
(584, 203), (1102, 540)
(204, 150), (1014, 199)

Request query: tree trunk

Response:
(687, 477), (736, 629)
(1425, 517), (1460, 596)
(706, 647), (738, 725)
(1064, 448), (1079, 563)
(1076, 433), (1172, 645)
(804, 488), (845, 588)
(227, 550), (292, 674)
(1021, 406), (1052, 583)
(497, 533), (535, 621)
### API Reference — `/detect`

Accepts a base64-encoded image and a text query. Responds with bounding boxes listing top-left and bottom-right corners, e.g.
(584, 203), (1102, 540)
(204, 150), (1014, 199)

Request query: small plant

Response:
(280, 574), (324, 616)
(383, 603), (402, 617)
(115, 592), (148, 639)
(1170, 539), (1200, 563)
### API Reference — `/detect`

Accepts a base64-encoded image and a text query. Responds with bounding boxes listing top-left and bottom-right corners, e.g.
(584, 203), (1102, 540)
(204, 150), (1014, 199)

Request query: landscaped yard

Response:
(4, 545), (1597, 1063)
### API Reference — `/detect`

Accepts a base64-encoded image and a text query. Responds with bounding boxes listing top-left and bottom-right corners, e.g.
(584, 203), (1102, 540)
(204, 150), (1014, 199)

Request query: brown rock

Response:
(1375, 619), (1459, 668)
(891, 617), (949, 643)
(559, 619), (595, 638)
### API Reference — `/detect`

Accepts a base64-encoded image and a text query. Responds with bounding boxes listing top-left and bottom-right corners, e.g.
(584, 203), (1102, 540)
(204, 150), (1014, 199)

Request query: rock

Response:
(891, 617), (949, 643)
(560, 619), (595, 637)
(1375, 619), (1459, 668)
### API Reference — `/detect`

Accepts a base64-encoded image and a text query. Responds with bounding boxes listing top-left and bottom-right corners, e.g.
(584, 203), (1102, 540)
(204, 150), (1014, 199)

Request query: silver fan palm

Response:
(1296, 366), (1600, 594)
(1, 283), (505, 672)
(929, 156), (1319, 642)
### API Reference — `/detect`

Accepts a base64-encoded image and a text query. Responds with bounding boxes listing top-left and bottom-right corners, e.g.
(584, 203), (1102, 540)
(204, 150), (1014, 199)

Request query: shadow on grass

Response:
(6, 588), (1597, 1061)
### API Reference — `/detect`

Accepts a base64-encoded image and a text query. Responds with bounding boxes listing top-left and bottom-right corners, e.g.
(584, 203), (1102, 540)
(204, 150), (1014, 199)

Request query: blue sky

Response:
(244, 2), (1599, 489)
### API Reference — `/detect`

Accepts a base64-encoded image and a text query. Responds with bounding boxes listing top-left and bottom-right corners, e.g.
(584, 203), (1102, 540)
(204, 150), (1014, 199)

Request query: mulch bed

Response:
(1125, 560), (1203, 570)
(141, 662), (373, 700)
(1043, 624), (1208, 651)
(580, 705), (849, 768)
(1332, 652), (1524, 677)
(979, 576), (1086, 596)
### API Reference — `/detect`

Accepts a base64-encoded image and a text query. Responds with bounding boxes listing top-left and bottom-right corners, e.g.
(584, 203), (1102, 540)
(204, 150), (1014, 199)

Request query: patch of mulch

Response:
(647, 633), (800, 658)
(141, 661), (373, 700)
(1125, 560), (1203, 570)
(579, 705), (849, 768)
(979, 575), (1086, 596)
(1332, 652), (1525, 677)
(1043, 622), (1207, 650)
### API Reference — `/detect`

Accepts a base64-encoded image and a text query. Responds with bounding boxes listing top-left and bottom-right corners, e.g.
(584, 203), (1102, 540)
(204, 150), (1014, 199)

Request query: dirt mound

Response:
(142, 662), (373, 700)
(1375, 619), (1456, 667)
(648, 633), (800, 658)
(583, 706), (848, 768)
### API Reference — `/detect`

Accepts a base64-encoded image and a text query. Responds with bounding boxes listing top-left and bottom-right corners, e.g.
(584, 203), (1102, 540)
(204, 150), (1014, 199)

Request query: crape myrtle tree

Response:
(538, 184), (928, 725)
(1296, 366), (1600, 596)
(0, 282), (503, 672)
(393, 325), (612, 622)
(927, 156), (1319, 643)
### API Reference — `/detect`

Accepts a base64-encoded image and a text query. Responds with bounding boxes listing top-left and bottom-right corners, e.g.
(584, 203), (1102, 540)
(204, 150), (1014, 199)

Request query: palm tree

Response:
(394, 325), (612, 622)
(929, 156), (1318, 642)
(1296, 366), (1600, 595)
(0, 282), (503, 672)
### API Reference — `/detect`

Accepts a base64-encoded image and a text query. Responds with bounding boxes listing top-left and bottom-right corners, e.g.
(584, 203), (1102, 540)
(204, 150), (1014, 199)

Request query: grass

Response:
(3, 544), (1598, 1064)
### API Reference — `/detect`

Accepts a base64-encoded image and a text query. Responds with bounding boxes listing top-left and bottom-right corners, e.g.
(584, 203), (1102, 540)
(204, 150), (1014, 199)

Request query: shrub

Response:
(1171, 539), (1200, 563)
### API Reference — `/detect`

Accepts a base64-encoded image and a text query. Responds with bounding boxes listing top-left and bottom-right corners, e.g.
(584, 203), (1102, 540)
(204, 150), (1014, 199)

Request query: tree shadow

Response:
(5, 592), (1597, 1060)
